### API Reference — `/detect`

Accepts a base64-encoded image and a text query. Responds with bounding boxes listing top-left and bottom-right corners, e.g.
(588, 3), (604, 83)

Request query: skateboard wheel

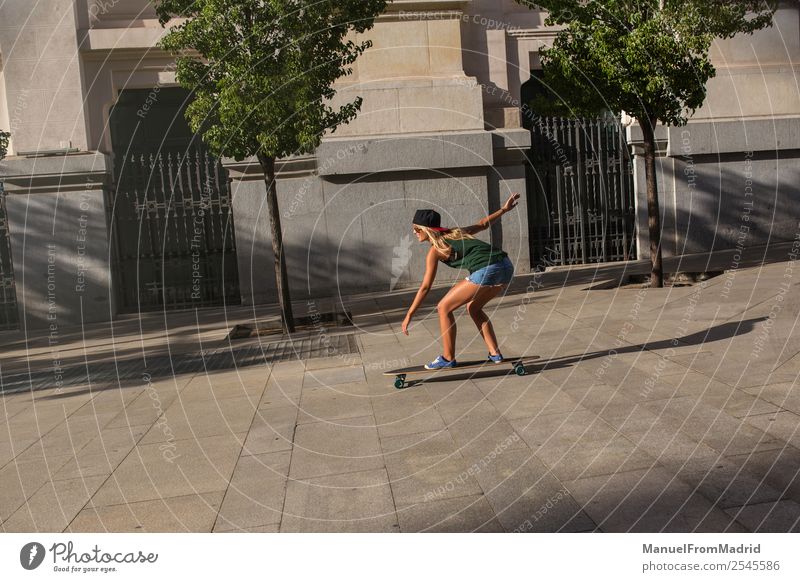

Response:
(514, 364), (527, 376)
(394, 378), (405, 389)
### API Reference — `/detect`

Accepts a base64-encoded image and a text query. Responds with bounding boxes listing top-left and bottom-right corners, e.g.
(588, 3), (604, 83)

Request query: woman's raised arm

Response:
(461, 192), (521, 235)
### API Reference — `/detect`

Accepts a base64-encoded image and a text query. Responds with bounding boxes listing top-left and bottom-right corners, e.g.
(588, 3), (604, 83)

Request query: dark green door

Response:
(522, 72), (637, 268)
(109, 88), (240, 311)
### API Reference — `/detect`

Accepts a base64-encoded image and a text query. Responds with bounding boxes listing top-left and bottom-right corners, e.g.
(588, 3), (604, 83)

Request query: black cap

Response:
(412, 209), (442, 229)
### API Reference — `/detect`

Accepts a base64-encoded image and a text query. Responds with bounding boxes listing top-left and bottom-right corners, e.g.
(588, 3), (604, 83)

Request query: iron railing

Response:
(0, 182), (19, 330)
(110, 145), (241, 311)
(528, 115), (637, 267)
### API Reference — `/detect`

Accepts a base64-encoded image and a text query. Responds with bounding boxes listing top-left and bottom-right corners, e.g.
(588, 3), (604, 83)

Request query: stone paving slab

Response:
(724, 500), (800, 533)
(214, 452), (289, 532)
(259, 378), (303, 409)
(242, 406), (297, 456)
(137, 394), (258, 444)
(380, 430), (460, 461)
(51, 424), (150, 482)
(104, 380), (187, 429)
(476, 375), (583, 420)
(1, 475), (107, 532)
(178, 371), (269, 402)
(677, 461), (785, 509)
(68, 492), (225, 533)
(724, 448), (800, 503)
(0, 449), (74, 523)
(565, 467), (747, 532)
(470, 449), (597, 532)
(281, 469), (398, 532)
(3, 255), (800, 531)
(386, 453), (485, 507)
(297, 390), (373, 425)
(288, 416), (383, 480)
(87, 434), (244, 507)
(396, 494), (504, 532)
(302, 365), (366, 389)
(445, 407), (529, 460)
(744, 410), (800, 449)
(743, 382), (800, 413)
(373, 390), (447, 438)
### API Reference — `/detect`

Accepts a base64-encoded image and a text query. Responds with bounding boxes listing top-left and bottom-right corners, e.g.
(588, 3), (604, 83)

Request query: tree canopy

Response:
(517, 0), (778, 125)
(154, 0), (388, 160)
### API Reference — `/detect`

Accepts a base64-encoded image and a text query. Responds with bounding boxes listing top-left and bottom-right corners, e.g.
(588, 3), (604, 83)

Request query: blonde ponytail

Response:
(414, 225), (475, 256)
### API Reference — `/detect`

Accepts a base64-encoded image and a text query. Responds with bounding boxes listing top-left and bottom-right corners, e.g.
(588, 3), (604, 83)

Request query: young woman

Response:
(402, 193), (520, 369)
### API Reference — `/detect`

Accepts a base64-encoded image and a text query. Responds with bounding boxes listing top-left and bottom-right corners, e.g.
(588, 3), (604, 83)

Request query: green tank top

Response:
(442, 237), (508, 273)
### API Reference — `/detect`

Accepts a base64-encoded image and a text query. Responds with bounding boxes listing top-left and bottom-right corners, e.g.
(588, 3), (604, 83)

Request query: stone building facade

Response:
(0, 0), (798, 330)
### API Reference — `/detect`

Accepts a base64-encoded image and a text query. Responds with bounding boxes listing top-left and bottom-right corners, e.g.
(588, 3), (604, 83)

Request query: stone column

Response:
(223, 0), (534, 306)
(0, 0), (90, 155)
(330, 0), (484, 137)
(0, 152), (115, 330)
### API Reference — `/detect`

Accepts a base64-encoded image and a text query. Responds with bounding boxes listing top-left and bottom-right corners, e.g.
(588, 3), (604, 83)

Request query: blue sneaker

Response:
(488, 352), (504, 364)
(425, 355), (457, 370)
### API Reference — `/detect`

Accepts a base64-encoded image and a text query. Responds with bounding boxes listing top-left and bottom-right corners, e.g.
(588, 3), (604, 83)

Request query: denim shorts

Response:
(466, 256), (514, 286)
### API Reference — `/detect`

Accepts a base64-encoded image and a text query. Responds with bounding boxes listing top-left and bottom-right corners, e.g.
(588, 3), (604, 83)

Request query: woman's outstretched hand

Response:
(401, 315), (411, 335)
(502, 192), (521, 212)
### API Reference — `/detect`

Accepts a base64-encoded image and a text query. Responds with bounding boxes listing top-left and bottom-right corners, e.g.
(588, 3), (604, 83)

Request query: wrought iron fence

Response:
(110, 145), (241, 311)
(528, 115), (637, 267)
(0, 182), (19, 330)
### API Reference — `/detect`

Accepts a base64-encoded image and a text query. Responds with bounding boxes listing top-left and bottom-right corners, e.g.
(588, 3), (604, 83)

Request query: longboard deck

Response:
(384, 356), (537, 389)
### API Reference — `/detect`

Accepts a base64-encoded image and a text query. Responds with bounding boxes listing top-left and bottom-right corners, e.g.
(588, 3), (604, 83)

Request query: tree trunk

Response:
(639, 116), (664, 288)
(257, 152), (296, 333)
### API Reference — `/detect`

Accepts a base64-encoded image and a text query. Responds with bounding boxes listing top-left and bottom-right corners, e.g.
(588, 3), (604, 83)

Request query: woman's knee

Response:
(467, 301), (486, 320)
(437, 300), (455, 316)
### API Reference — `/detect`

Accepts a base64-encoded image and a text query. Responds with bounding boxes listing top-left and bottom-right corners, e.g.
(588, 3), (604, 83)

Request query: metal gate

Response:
(111, 145), (241, 311)
(527, 115), (637, 267)
(0, 183), (19, 330)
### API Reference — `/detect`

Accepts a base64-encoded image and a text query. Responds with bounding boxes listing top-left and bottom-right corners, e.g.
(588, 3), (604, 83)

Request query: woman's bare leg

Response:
(466, 285), (506, 355)
(436, 279), (481, 361)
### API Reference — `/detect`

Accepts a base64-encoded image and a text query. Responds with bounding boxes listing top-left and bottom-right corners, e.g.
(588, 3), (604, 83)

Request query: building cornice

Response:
(222, 156), (318, 182)
(0, 152), (112, 195)
(386, 0), (470, 11)
(379, 0), (470, 21)
(507, 27), (563, 40)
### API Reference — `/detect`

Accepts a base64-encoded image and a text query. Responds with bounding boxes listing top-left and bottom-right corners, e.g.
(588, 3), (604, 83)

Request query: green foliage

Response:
(516, 0), (778, 125)
(0, 129), (9, 161)
(154, 0), (387, 160)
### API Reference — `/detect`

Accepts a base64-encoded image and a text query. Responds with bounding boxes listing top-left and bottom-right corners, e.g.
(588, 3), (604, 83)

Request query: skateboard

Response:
(384, 357), (534, 389)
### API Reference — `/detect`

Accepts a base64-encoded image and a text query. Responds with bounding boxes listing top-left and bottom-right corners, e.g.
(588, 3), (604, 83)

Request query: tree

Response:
(154, 0), (387, 331)
(0, 129), (9, 161)
(516, 0), (777, 287)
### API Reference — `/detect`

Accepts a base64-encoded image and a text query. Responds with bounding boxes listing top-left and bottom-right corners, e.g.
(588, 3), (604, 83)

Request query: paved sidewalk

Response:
(2, 245), (800, 532)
